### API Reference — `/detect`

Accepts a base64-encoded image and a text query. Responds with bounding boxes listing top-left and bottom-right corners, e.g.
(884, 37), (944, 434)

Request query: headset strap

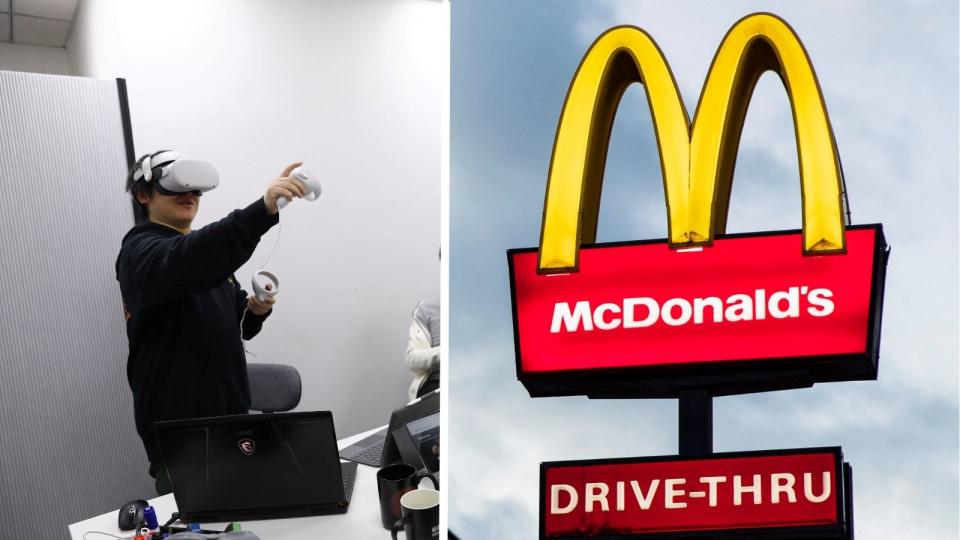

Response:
(132, 150), (183, 182)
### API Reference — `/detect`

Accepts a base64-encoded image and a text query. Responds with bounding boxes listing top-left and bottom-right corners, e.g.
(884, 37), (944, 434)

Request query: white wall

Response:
(0, 42), (70, 73)
(67, 0), (446, 437)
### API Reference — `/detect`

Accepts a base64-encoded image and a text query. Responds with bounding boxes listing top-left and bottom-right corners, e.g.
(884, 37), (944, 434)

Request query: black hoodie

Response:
(115, 198), (279, 463)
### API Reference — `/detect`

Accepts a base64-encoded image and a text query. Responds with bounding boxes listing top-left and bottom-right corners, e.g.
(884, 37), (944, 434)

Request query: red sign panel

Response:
(541, 448), (848, 539)
(508, 225), (887, 397)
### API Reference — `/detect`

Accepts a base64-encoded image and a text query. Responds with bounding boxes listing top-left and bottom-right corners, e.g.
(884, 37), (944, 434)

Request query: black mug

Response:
(391, 488), (440, 540)
(377, 463), (438, 529)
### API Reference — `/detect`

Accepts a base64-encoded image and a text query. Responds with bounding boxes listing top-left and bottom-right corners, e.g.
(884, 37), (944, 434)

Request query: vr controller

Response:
(277, 166), (321, 209)
(252, 271), (279, 302)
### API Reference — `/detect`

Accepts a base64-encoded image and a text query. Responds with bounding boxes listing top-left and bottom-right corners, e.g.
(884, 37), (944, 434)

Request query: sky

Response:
(449, 1), (959, 539)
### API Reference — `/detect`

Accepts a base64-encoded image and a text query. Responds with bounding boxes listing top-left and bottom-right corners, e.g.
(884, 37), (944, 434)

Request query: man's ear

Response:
(135, 191), (151, 205)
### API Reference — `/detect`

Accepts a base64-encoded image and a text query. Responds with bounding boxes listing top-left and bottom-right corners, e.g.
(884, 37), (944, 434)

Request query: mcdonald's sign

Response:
(508, 13), (889, 398)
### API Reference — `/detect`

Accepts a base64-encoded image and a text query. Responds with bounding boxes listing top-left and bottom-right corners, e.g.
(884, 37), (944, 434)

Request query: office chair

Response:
(417, 366), (440, 397)
(247, 363), (302, 413)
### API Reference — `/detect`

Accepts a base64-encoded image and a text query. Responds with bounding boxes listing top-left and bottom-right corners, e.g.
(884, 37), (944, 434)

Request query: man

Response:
(115, 151), (307, 494)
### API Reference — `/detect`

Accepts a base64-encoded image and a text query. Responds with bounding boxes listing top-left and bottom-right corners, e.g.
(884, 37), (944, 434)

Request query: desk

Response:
(69, 426), (402, 540)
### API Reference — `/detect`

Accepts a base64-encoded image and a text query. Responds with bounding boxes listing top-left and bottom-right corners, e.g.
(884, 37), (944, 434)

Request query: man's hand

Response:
(247, 294), (275, 315)
(264, 161), (307, 215)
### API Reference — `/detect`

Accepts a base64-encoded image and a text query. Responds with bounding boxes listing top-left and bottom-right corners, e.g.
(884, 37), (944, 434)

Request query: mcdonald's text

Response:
(551, 286), (835, 333)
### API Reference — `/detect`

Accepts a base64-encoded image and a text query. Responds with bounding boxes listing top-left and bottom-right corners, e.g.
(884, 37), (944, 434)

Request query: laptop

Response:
(393, 409), (440, 473)
(339, 390), (439, 468)
(155, 411), (357, 522)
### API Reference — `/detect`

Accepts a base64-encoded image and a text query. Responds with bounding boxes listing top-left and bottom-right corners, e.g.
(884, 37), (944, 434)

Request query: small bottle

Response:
(143, 505), (159, 530)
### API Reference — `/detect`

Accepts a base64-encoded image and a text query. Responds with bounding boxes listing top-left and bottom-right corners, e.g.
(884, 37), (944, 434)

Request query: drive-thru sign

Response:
(541, 448), (851, 539)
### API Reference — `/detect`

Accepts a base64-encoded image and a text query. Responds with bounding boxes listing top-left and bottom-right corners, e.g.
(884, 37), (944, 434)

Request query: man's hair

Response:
(125, 155), (155, 223)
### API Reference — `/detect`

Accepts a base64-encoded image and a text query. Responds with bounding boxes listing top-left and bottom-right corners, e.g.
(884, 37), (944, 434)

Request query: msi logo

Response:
(238, 438), (256, 456)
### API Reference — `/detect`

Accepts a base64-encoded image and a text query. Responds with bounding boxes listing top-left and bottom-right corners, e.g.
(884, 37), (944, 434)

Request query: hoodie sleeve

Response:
(120, 198), (279, 308)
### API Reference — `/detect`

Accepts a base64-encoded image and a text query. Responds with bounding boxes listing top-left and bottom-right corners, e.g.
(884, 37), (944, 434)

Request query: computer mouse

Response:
(118, 499), (148, 530)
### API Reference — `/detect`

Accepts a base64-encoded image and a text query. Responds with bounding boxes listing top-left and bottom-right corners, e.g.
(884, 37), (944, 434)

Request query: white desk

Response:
(68, 426), (403, 540)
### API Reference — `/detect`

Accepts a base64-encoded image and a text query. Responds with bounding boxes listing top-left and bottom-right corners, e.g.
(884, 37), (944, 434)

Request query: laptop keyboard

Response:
(343, 473), (355, 501)
(341, 462), (358, 502)
(348, 439), (385, 467)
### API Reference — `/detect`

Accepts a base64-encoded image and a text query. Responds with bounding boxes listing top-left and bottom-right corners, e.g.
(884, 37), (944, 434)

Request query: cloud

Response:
(449, 345), (679, 536)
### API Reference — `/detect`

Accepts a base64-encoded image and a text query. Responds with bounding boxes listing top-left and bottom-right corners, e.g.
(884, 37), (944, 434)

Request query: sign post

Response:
(677, 388), (712, 457)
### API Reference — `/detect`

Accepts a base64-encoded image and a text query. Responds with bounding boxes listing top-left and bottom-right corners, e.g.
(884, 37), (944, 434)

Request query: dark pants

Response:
(149, 461), (173, 496)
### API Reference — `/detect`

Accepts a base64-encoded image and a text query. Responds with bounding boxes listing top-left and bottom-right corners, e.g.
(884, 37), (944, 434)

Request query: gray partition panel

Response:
(0, 70), (153, 538)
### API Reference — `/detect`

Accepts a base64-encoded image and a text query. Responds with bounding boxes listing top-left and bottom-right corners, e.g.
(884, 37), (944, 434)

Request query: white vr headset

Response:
(132, 150), (219, 195)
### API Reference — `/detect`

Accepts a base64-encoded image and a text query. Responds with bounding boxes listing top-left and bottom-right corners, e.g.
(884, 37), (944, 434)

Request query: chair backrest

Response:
(417, 366), (440, 398)
(247, 363), (302, 413)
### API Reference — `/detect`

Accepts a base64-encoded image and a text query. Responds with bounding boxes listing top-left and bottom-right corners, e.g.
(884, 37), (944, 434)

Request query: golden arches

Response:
(538, 13), (845, 273)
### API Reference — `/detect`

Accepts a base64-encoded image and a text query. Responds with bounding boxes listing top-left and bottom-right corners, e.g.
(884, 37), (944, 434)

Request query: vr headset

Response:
(132, 150), (219, 195)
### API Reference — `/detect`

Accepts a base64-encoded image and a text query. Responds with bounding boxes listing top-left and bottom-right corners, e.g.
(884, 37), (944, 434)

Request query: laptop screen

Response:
(157, 412), (345, 516)
(404, 412), (440, 472)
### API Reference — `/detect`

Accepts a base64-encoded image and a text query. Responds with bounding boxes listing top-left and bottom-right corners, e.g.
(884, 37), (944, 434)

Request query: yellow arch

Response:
(538, 13), (846, 273)
(538, 25), (691, 272)
(690, 13), (845, 253)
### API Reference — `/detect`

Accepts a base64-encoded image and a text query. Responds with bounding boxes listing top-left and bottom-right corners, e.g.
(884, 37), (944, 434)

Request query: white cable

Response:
(240, 307), (258, 349)
(257, 221), (283, 271)
(241, 218), (282, 346)
(240, 307), (249, 340)
(83, 532), (134, 540)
